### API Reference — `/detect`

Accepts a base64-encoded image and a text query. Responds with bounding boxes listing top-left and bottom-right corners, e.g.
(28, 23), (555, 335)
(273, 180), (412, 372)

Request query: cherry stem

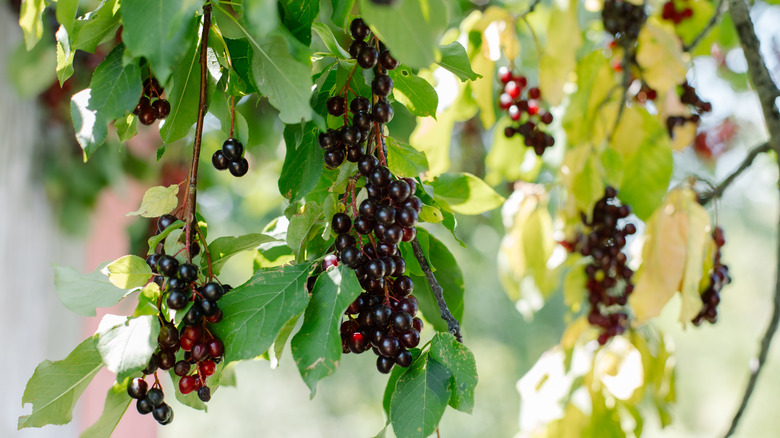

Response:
(410, 237), (462, 342)
(683, 0), (726, 52)
(184, 4), (213, 264)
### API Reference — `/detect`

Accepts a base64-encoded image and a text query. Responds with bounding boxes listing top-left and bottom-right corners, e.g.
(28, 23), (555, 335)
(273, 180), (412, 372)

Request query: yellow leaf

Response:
(539, 0), (581, 106)
(630, 189), (709, 323)
(560, 144), (604, 219)
(126, 185), (179, 218)
(671, 122), (698, 151)
(636, 19), (687, 97)
(104, 255), (153, 289)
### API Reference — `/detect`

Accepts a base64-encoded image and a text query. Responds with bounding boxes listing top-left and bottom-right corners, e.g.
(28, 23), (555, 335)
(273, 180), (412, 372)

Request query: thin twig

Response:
(411, 238), (462, 342)
(698, 142), (771, 205)
(723, 180), (780, 437)
(519, 0), (541, 19)
(683, 0), (726, 52)
(723, 0), (780, 435)
(184, 4), (213, 263)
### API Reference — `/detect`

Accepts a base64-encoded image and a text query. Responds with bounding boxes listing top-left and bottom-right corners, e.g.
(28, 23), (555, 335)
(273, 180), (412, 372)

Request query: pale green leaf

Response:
(95, 315), (159, 374)
(55, 265), (132, 317)
(208, 233), (279, 275)
(437, 42), (480, 82)
(430, 333), (478, 413)
(386, 137), (429, 178)
(389, 353), (452, 438)
(429, 172), (505, 215)
(104, 255), (153, 289)
(19, 0), (45, 49)
(126, 185), (179, 218)
(388, 67), (438, 118)
(80, 379), (132, 438)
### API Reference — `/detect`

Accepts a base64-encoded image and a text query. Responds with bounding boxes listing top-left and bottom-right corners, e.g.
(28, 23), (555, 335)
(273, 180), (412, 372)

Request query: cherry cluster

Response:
(565, 187), (637, 345)
(133, 77), (171, 126)
(602, 0), (647, 43)
(661, 0), (693, 24)
(212, 138), (249, 177)
(497, 66), (555, 156)
(318, 18), (398, 169)
(133, 213), (229, 422)
(127, 377), (173, 425)
(667, 82), (712, 136)
(692, 226), (731, 325)
(330, 162), (424, 373)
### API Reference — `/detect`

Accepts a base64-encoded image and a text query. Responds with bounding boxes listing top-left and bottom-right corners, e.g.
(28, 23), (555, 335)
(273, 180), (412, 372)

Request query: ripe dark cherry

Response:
(353, 217), (375, 235)
(183, 305), (203, 326)
(369, 166), (392, 187)
(158, 323), (179, 348)
(401, 329), (421, 348)
(207, 339), (225, 358)
(228, 158), (249, 177)
(379, 50), (399, 70)
(349, 39), (367, 58)
(128, 377), (148, 399)
(350, 18), (370, 40)
(212, 150), (229, 170)
(357, 46), (379, 69)
(335, 233), (356, 251)
(347, 146), (364, 162)
(157, 255), (179, 277)
(197, 386), (211, 402)
(341, 126), (362, 145)
(351, 96), (370, 113)
(179, 375), (198, 394)
(201, 282), (223, 301)
(395, 349), (413, 367)
(146, 388), (164, 407)
(372, 100), (394, 123)
(222, 138), (244, 160)
(358, 154), (379, 176)
(322, 254), (339, 270)
(178, 263), (198, 283)
(375, 205), (396, 226)
(372, 74), (393, 97)
(324, 150), (346, 168)
(352, 111), (372, 132)
(332, 213), (352, 234)
(137, 398), (153, 415)
(377, 356), (394, 373)
(157, 214), (177, 232)
(388, 180), (411, 203)
(340, 246), (362, 267)
(139, 105), (157, 125)
(326, 96), (345, 117)
(152, 99), (171, 119)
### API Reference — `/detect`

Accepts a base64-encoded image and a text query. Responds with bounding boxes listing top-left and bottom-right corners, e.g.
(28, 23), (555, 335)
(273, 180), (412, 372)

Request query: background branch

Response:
(683, 0), (726, 52)
(723, 0), (780, 435)
(698, 142), (771, 205)
(411, 238), (463, 342)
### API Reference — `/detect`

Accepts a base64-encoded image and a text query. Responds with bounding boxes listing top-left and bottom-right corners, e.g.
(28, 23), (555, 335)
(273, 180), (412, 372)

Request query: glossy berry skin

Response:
(207, 338), (225, 358)
(212, 150), (229, 170)
(349, 40), (367, 58)
(146, 388), (164, 407)
(395, 349), (413, 367)
(178, 263), (198, 283)
(153, 403), (173, 424)
(157, 255), (179, 277)
(332, 213), (352, 234)
(152, 99), (171, 119)
(157, 214), (177, 232)
(357, 46), (379, 69)
(350, 96), (370, 113)
(139, 105), (157, 125)
(143, 354), (159, 375)
(191, 343), (209, 362)
(173, 360), (191, 377)
(350, 18), (370, 40)
(137, 398), (153, 415)
(391, 311), (413, 331)
(378, 50), (399, 70)
(326, 96), (345, 116)
(393, 276), (414, 297)
(352, 111), (372, 132)
(340, 246), (362, 268)
(158, 323), (179, 348)
(372, 74), (393, 97)
(146, 254), (160, 273)
(377, 355), (394, 373)
(341, 126), (362, 145)
(369, 166), (392, 187)
(322, 254), (339, 270)
(335, 234), (356, 251)
(228, 158), (249, 177)
(183, 304), (203, 326)
(183, 325), (203, 342)
(318, 129), (339, 150)
(201, 282), (223, 301)
(222, 138), (244, 160)
(375, 205), (396, 226)
(197, 386), (211, 402)
(358, 154), (379, 177)
(324, 150), (346, 168)
(347, 146), (363, 162)
(372, 100), (394, 123)
(388, 180), (411, 203)
(128, 378), (148, 399)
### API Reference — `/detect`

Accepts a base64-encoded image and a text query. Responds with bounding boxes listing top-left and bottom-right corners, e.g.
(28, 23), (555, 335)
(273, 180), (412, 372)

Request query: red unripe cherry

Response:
(528, 87), (541, 100)
(199, 359), (216, 377)
(515, 75), (528, 88)
(184, 325), (203, 341)
(527, 101), (539, 116)
(497, 66), (513, 84)
(504, 81), (521, 99)
(498, 93), (513, 109)
(207, 339), (225, 358)
(179, 375), (198, 394)
(508, 105), (522, 121)
(180, 336), (195, 351)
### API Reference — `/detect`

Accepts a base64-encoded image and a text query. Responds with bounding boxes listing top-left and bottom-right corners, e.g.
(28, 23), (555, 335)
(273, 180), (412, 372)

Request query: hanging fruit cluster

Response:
(692, 226), (731, 325)
(497, 66), (555, 156)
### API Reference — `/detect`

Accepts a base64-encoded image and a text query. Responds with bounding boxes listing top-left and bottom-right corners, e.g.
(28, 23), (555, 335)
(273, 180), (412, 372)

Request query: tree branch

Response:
(184, 4), (212, 263)
(698, 142), (771, 205)
(682, 0), (726, 52)
(411, 237), (462, 342)
(723, 0), (780, 435)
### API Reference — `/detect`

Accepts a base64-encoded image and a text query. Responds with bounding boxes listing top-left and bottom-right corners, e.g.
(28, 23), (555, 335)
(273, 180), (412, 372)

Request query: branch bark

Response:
(723, 0), (780, 435)
(698, 142), (771, 205)
(411, 238), (462, 342)
(184, 5), (212, 263)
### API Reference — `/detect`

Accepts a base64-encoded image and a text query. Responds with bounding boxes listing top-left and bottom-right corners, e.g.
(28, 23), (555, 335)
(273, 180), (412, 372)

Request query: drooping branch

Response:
(698, 142), (771, 205)
(184, 4), (212, 263)
(723, 0), (780, 435)
(682, 0), (726, 52)
(411, 238), (462, 342)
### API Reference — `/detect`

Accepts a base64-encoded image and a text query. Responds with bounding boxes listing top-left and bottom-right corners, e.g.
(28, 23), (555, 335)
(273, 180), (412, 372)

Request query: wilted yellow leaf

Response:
(539, 0), (581, 105)
(630, 189), (709, 323)
(636, 19), (687, 97)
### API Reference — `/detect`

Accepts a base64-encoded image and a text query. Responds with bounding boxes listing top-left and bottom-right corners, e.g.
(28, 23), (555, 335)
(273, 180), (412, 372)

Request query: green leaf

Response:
(538, 0), (581, 105)
(19, 0), (45, 49)
(56, 26), (75, 85)
(386, 137), (429, 178)
(211, 262), (315, 363)
(383, 348), (423, 415)
(96, 315), (160, 374)
(389, 353), (452, 438)
(291, 265), (362, 396)
(311, 22), (351, 59)
(114, 113), (138, 142)
(236, 24), (313, 123)
(279, 0), (320, 45)
(287, 202), (324, 262)
(56, 0), (122, 84)
(56, 0), (79, 35)
(430, 333), (477, 413)
(71, 44), (142, 160)
(55, 265), (132, 317)
(208, 233), (279, 275)
(121, 1), (199, 84)
(104, 255), (154, 289)
(224, 38), (260, 94)
(146, 220), (185, 255)
(410, 230), (464, 333)
(19, 337), (103, 429)
(359, 0), (448, 69)
(280, 122), (324, 201)
(429, 172), (505, 215)
(9, 33), (56, 98)
(437, 42), (480, 82)
(160, 28), (217, 143)
(80, 379), (132, 438)
(331, 0), (355, 28)
(243, 0), (281, 38)
(126, 184), (180, 218)
(388, 67), (438, 118)
(485, 117), (543, 185)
